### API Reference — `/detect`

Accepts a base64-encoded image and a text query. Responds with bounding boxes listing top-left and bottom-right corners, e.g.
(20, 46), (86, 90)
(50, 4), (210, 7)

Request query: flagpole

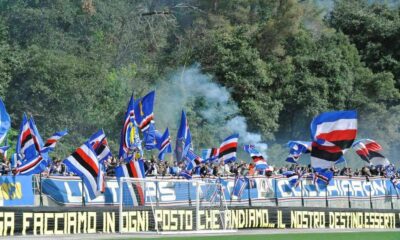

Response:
(300, 179), (304, 207)
(155, 177), (160, 208)
(81, 178), (86, 207)
(325, 184), (328, 208)
(39, 173), (43, 207)
(274, 176), (278, 207)
(348, 179), (351, 209)
(246, 175), (252, 207)
(369, 180), (373, 209)
(230, 176), (236, 206)
(219, 178), (223, 209)
(187, 181), (192, 206)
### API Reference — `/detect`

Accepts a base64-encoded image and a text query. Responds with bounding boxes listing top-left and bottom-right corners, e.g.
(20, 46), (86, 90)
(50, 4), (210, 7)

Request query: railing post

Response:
(369, 182), (373, 209)
(39, 173), (43, 206)
(196, 181), (200, 231)
(274, 177), (279, 207)
(391, 183), (394, 210)
(119, 177), (123, 233)
(325, 185), (328, 208)
(155, 180), (160, 207)
(188, 181), (192, 206)
(348, 180), (351, 209)
(247, 177), (252, 207)
(81, 177), (85, 206)
(300, 179), (304, 207)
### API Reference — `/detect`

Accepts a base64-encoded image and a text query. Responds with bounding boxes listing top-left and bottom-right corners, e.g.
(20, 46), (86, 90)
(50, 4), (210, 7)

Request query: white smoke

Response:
(154, 64), (268, 158)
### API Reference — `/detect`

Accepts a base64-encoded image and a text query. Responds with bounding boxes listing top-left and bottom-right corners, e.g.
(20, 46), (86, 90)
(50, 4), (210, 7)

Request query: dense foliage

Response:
(0, 0), (399, 167)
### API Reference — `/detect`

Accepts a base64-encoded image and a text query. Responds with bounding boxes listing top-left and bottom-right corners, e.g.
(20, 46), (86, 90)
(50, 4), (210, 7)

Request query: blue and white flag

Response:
(88, 129), (106, 147)
(385, 164), (396, 178)
(41, 130), (68, 153)
(313, 170), (333, 187)
(143, 122), (157, 150)
(64, 142), (104, 199)
(29, 116), (51, 165)
(115, 157), (146, 205)
(201, 148), (219, 163)
(232, 177), (247, 199)
(16, 114), (38, 162)
(282, 170), (304, 188)
(391, 178), (400, 191)
(16, 155), (46, 175)
(286, 141), (311, 164)
(175, 110), (192, 161)
(310, 110), (357, 171)
(119, 95), (141, 161)
(0, 98), (10, 144)
(134, 91), (155, 132)
(185, 150), (203, 171)
(179, 170), (192, 180)
(88, 130), (112, 163)
(218, 134), (239, 164)
(156, 128), (172, 161)
(243, 144), (267, 170)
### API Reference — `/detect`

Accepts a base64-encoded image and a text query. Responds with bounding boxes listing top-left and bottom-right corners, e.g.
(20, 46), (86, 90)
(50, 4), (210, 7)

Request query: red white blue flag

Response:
(134, 91), (155, 132)
(218, 134), (239, 164)
(115, 157), (146, 205)
(310, 110), (357, 170)
(202, 148), (219, 163)
(175, 110), (192, 161)
(63, 142), (104, 199)
(41, 130), (68, 153)
(243, 145), (267, 170)
(156, 128), (172, 161)
(286, 141), (311, 164)
(352, 139), (389, 167)
(119, 95), (140, 161)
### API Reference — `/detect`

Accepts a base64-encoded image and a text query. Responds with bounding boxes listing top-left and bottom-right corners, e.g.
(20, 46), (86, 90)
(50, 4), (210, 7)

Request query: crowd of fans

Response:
(0, 155), (398, 179)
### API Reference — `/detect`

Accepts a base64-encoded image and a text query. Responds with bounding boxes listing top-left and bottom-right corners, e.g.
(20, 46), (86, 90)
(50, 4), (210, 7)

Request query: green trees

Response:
(329, 0), (400, 87)
(0, 0), (399, 166)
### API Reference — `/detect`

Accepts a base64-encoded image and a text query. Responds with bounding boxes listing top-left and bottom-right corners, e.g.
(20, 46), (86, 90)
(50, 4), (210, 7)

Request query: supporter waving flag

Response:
(143, 122), (157, 150)
(313, 170), (334, 187)
(41, 130), (68, 153)
(119, 95), (140, 161)
(15, 155), (45, 175)
(282, 170), (304, 188)
(88, 129), (112, 163)
(15, 116), (46, 175)
(179, 170), (192, 180)
(243, 144), (267, 170)
(16, 114), (38, 161)
(352, 139), (389, 167)
(310, 110), (357, 170)
(88, 129), (106, 148)
(218, 134), (239, 164)
(391, 178), (400, 191)
(115, 157), (146, 206)
(175, 110), (192, 161)
(286, 141), (311, 164)
(156, 128), (172, 161)
(134, 90), (155, 132)
(0, 98), (10, 144)
(185, 150), (203, 171)
(63, 142), (104, 199)
(232, 177), (247, 199)
(202, 148), (219, 163)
